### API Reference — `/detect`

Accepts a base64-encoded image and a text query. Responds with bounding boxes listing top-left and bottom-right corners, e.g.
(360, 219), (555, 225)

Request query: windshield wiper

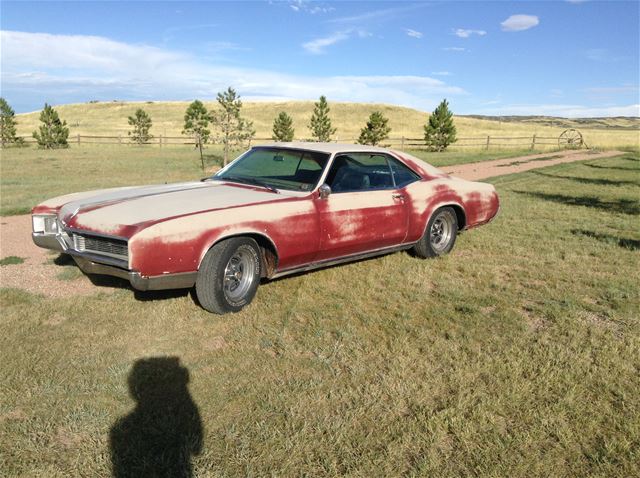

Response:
(217, 175), (279, 193)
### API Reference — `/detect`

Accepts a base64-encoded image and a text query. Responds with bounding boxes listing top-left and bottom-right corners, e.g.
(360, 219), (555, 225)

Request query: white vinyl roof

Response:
(254, 142), (394, 154)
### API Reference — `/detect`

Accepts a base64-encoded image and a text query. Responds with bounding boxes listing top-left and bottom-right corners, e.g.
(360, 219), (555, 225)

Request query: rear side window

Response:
(325, 152), (420, 192)
(388, 157), (420, 188)
(326, 153), (394, 192)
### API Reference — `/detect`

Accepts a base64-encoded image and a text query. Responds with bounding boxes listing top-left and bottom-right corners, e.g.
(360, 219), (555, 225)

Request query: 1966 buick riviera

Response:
(32, 142), (499, 314)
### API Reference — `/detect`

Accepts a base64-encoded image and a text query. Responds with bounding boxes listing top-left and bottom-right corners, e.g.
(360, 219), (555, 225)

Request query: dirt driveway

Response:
(0, 149), (624, 297)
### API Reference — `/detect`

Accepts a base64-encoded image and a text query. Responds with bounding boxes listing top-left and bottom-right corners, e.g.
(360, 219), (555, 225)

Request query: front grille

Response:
(72, 233), (128, 261)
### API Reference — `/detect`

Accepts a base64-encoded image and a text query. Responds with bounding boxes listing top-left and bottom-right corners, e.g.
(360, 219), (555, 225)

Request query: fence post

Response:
(401, 136), (405, 150)
(118, 134), (122, 145)
(530, 134), (536, 150)
(77, 134), (80, 145)
(159, 134), (162, 147)
(485, 135), (490, 150)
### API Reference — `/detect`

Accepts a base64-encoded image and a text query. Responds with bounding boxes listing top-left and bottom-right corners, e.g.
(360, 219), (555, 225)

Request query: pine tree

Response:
(357, 111), (391, 146)
(182, 100), (211, 170)
(272, 111), (295, 142)
(0, 98), (22, 147)
(308, 95), (336, 142)
(32, 103), (69, 149)
(424, 99), (457, 152)
(127, 108), (153, 144)
(212, 87), (255, 165)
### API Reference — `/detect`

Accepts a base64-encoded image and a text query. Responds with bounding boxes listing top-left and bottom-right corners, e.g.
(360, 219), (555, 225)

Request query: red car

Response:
(31, 143), (499, 314)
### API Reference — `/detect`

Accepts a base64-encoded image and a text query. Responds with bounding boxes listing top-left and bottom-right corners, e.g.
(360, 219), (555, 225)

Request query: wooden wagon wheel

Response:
(558, 129), (584, 149)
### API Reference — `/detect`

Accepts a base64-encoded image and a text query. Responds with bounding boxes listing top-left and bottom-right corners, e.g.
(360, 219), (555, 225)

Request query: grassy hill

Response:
(14, 100), (640, 149)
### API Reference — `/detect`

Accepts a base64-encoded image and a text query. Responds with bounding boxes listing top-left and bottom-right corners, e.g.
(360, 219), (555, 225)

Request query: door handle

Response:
(392, 193), (405, 200)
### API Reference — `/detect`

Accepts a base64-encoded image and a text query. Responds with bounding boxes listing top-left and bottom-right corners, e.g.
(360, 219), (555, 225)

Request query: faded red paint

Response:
(31, 146), (500, 281)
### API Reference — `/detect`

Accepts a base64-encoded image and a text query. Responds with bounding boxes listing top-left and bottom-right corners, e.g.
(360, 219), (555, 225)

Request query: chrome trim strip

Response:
(64, 227), (128, 243)
(32, 232), (64, 251)
(72, 257), (197, 291)
(130, 271), (198, 291)
(66, 249), (128, 269)
(271, 243), (415, 279)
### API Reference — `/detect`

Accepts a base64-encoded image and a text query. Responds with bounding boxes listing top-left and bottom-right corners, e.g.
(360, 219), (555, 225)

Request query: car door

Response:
(315, 153), (410, 261)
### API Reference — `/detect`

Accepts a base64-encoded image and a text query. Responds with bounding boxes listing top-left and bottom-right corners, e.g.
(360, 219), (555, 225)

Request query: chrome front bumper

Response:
(32, 232), (197, 291)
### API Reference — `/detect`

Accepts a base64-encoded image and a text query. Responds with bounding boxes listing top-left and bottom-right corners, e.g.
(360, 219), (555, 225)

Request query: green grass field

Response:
(13, 100), (640, 150)
(1, 152), (638, 476)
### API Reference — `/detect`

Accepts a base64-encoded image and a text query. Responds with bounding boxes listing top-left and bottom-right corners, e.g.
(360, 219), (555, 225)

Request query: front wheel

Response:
(412, 207), (458, 258)
(196, 237), (262, 314)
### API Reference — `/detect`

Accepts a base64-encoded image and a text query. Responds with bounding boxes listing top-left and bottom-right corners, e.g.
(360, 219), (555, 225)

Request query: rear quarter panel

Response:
(404, 177), (499, 242)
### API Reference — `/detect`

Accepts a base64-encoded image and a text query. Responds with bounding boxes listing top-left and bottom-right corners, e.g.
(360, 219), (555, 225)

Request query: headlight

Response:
(32, 215), (58, 234)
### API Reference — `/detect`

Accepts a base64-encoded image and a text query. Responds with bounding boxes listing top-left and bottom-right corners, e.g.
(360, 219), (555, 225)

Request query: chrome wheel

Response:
(430, 210), (455, 253)
(223, 247), (256, 302)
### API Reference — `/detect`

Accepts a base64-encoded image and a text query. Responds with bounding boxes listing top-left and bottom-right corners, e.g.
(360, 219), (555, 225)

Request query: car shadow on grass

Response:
(512, 190), (640, 215)
(531, 170), (640, 187)
(51, 254), (195, 302)
(571, 229), (640, 251)
(110, 357), (203, 478)
(79, 271), (191, 300)
(583, 163), (639, 172)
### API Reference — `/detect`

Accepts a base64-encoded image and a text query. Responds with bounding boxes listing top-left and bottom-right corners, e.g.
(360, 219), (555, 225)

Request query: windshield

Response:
(214, 147), (330, 192)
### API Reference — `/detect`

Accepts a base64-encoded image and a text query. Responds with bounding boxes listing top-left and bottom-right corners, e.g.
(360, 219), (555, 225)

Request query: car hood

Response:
(59, 181), (287, 237)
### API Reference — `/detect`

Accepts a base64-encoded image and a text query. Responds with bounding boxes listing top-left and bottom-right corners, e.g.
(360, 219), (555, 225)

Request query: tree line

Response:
(0, 92), (457, 154)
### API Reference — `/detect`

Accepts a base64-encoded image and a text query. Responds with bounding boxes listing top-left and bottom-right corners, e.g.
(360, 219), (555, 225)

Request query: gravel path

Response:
(441, 149), (624, 180)
(0, 149), (625, 297)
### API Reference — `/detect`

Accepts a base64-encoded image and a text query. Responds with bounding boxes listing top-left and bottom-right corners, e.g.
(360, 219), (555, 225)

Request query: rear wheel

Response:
(196, 237), (261, 314)
(413, 207), (458, 258)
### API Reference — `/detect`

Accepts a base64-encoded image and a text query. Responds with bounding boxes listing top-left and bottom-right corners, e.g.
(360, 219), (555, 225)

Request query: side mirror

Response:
(318, 183), (332, 199)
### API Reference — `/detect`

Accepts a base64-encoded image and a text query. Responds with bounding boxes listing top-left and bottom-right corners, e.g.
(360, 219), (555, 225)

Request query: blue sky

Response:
(1, 0), (639, 116)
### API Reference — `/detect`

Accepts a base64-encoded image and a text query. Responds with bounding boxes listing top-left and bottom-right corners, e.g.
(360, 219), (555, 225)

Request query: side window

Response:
(388, 157), (420, 188)
(326, 153), (394, 192)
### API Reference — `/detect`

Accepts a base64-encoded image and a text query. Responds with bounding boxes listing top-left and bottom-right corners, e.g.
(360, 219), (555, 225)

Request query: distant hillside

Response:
(461, 115), (640, 131)
(14, 101), (640, 149)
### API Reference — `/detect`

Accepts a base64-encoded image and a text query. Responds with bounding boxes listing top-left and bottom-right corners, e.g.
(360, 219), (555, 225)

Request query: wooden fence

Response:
(16, 133), (564, 150)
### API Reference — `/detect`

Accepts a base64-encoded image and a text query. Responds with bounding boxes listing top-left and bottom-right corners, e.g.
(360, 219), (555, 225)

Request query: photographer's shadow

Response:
(110, 357), (203, 478)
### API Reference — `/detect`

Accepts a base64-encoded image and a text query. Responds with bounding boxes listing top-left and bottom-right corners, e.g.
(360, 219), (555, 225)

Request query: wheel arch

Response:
(199, 232), (279, 278)
(421, 202), (467, 237)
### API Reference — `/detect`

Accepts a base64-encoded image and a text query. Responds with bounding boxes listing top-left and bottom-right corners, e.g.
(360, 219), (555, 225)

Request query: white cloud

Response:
(431, 71), (451, 76)
(454, 29), (486, 38)
(1, 30), (467, 111)
(329, 4), (426, 24)
(478, 103), (640, 117)
(302, 31), (350, 54)
(443, 47), (466, 52)
(288, 0), (335, 15)
(302, 28), (370, 54)
(289, 1), (334, 14)
(405, 29), (423, 39)
(500, 15), (540, 32)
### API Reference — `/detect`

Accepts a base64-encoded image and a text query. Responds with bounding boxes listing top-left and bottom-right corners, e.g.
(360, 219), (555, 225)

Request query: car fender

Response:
(196, 229), (280, 277)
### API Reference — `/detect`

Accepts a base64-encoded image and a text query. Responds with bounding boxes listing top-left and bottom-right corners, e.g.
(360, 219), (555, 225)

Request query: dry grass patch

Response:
(13, 100), (640, 150)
